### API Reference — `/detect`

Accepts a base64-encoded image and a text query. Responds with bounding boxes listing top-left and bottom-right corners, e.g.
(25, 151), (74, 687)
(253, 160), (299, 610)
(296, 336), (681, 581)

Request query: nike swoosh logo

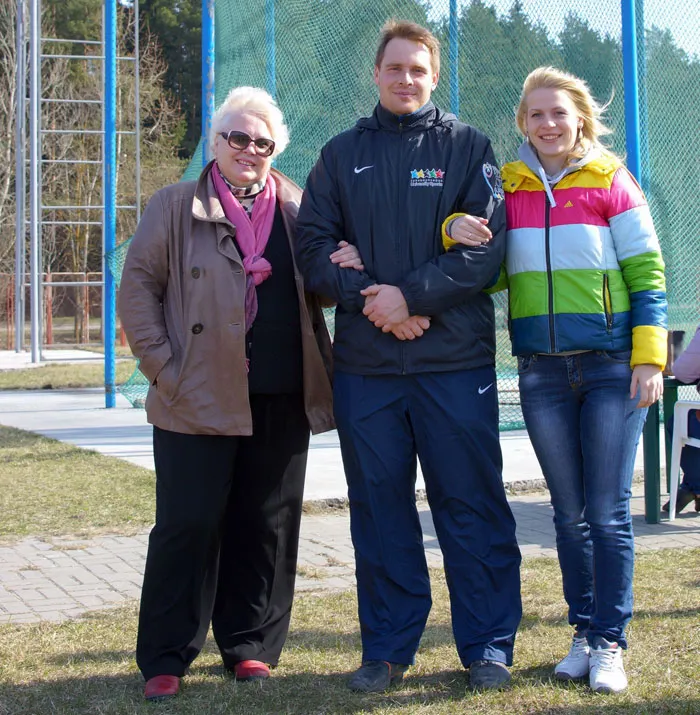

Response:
(354, 165), (374, 174)
(478, 383), (494, 395)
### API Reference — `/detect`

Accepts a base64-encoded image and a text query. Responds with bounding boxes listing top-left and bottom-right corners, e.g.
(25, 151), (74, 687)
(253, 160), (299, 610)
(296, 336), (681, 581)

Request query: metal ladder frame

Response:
(15, 0), (141, 407)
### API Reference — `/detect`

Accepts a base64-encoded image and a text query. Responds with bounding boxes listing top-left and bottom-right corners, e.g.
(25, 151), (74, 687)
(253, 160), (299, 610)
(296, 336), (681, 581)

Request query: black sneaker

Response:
(469, 660), (511, 690)
(347, 660), (409, 692)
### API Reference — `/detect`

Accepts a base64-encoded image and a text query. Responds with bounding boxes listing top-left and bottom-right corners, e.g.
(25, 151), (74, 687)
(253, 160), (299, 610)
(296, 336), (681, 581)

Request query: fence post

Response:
(621, 0), (641, 182)
(103, 0), (117, 407)
(83, 280), (90, 344)
(634, 0), (650, 193)
(265, 0), (276, 100)
(15, 0), (26, 353)
(5, 277), (14, 350)
(29, 0), (41, 362)
(202, 0), (215, 165)
(45, 272), (53, 345)
(449, 0), (459, 117)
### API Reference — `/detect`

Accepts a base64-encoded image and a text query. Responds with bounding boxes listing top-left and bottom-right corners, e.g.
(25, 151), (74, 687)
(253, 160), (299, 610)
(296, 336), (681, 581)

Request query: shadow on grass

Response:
(235, 601), (700, 656)
(1, 669), (698, 715)
(45, 649), (135, 666)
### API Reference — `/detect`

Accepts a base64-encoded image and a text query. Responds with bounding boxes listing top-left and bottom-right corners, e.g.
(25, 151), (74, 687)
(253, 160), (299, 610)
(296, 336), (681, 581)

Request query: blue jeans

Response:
(518, 350), (647, 648)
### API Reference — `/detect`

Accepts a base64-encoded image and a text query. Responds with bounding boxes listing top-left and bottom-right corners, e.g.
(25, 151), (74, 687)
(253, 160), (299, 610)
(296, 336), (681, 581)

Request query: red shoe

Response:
(233, 660), (270, 681)
(144, 675), (180, 700)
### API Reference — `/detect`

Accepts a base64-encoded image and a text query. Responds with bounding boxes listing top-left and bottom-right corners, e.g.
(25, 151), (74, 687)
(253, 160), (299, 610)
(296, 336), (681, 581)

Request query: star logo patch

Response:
(410, 168), (445, 188)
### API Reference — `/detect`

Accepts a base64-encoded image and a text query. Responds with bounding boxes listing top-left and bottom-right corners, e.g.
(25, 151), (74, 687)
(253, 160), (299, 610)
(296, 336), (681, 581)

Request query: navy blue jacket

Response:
(295, 101), (506, 375)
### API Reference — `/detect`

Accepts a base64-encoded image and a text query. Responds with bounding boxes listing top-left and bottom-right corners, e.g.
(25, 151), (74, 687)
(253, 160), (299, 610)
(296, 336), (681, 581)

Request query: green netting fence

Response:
(108, 0), (700, 427)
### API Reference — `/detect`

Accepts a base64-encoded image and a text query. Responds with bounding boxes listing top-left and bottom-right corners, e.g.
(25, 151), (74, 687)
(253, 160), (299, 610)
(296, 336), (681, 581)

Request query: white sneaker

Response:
(589, 639), (628, 693)
(554, 634), (590, 680)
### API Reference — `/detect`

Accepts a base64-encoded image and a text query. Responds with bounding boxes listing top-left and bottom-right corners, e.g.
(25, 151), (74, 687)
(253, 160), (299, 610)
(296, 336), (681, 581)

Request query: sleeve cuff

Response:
(631, 325), (667, 369)
(441, 213), (466, 250)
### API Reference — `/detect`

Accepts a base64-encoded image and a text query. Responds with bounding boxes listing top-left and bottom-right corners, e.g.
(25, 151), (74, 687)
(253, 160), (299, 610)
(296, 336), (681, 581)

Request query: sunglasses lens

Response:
(254, 138), (275, 156)
(224, 131), (275, 157)
(227, 131), (252, 151)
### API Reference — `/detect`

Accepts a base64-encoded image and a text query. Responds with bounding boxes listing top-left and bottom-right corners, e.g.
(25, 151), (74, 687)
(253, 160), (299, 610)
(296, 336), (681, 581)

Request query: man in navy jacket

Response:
(296, 19), (521, 692)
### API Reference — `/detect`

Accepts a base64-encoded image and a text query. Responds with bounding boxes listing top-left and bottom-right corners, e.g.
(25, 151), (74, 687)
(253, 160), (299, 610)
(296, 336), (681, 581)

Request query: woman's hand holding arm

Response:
(447, 214), (493, 247)
(329, 240), (364, 270)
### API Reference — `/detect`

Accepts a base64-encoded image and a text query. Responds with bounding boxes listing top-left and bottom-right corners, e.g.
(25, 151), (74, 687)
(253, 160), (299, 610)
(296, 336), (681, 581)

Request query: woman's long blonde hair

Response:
(516, 66), (616, 166)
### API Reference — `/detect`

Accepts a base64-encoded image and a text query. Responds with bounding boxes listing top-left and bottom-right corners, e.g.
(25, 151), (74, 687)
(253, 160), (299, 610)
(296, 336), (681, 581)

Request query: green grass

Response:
(0, 427), (697, 713)
(0, 552), (698, 714)
(0, 426), (155, 540)
(68, 345), (136, 358)
(0, 361), (137, 390)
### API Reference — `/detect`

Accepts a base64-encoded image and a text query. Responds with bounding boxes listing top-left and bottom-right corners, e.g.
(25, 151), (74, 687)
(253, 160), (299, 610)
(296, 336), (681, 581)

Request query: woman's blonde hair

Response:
(209, 86), (290, 158)
(516, 66), (615, 165)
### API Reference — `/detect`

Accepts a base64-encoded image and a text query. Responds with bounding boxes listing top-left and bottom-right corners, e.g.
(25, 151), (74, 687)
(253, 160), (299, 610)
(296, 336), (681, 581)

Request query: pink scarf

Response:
(211, 163), (277, 332)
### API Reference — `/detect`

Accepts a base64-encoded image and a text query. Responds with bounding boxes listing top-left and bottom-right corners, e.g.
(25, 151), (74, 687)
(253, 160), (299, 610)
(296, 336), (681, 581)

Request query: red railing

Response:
(0, 273), (126, 349)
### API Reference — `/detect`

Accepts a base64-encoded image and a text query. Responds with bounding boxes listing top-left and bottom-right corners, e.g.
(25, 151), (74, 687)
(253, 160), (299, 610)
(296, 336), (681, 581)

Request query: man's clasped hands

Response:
(329, 240), (430, 341)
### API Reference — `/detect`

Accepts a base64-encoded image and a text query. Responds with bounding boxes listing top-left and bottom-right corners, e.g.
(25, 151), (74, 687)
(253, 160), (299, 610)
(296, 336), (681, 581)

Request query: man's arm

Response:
(296, 143), (374, 312)
(397, 139), (506, 316)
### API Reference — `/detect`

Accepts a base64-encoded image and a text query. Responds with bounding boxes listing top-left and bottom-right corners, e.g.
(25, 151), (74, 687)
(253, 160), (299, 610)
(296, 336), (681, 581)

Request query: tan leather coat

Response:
(118, 163), (335, 436)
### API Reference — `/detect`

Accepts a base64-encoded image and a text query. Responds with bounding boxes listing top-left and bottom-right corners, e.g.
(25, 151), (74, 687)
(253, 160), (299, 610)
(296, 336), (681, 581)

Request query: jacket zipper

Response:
(544, 195), (556, 352)
(603, 274), (613, 331)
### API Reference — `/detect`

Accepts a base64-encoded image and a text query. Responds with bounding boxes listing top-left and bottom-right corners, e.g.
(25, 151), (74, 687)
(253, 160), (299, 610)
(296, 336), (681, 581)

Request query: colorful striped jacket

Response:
(444, 153), (668, 368)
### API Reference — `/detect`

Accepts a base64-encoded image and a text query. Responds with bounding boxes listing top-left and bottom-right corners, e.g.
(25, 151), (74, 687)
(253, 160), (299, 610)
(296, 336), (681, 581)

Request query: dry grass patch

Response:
(0, 551), (698, 714)
(0, 426), (155, 540)
(0, 361), (136, 391)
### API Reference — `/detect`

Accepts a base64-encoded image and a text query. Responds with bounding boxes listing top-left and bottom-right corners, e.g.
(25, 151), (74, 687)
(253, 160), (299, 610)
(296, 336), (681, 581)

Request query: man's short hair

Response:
(375, 20), (441, 75)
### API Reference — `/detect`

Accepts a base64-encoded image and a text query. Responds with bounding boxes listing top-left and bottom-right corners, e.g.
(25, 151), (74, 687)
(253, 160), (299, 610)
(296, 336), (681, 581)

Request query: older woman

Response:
(118, 87), (343, 701)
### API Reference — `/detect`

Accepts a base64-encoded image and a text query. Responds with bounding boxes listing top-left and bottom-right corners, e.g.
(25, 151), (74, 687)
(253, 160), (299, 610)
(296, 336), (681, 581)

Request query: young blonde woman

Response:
(444, 66), (667, 693)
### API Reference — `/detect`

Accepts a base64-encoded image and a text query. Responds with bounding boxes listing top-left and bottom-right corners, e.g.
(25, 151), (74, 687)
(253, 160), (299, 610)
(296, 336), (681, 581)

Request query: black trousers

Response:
(136, 393), (310, 680)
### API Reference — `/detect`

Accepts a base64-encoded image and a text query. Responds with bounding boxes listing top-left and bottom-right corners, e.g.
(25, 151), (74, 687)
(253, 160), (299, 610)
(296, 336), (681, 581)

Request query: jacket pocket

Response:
(603, 274), (613, 332)
(517, 355), (537, 374)
(154, 353), (180, 403)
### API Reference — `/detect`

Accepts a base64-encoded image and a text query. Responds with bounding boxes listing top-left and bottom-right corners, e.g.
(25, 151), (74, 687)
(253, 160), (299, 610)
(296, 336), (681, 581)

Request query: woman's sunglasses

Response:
(220, 130), (275, 157)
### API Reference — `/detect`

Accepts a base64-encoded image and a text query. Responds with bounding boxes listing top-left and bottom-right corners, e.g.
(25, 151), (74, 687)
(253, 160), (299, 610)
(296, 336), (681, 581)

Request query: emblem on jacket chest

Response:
(410, 168), (445, 187)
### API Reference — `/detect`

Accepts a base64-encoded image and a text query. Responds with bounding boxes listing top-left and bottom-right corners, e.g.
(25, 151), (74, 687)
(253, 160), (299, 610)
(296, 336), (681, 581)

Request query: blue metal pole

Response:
(103, 0), (117, 408)
(29, 0), (40, 362)
(621, 0), (641, 182)
(635, 0), (650, 192)
(15, 0), (27, 352)
(202, 0), (215, 166)
(449, 0), (459, 116)
(265, 0), (276, 100)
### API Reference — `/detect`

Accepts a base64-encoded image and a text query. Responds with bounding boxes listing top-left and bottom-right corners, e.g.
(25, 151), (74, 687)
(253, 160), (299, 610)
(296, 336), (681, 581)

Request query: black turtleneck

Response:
(242, 204), (303, 395)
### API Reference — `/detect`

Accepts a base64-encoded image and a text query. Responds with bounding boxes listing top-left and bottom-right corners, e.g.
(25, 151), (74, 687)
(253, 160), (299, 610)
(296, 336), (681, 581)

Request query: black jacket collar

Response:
(357, 101), (455, 133)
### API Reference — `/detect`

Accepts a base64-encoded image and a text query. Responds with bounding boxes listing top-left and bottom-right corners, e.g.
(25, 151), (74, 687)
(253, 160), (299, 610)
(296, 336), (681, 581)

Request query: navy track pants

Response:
(334, 367), (522, 667)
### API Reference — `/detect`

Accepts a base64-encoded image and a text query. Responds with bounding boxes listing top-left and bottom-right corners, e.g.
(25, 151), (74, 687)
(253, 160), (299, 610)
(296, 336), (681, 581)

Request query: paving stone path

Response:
(1, 488), (698, 624)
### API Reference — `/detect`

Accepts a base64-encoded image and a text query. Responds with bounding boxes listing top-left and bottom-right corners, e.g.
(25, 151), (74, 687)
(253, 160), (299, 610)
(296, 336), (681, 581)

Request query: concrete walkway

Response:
(0, 350), (648, 498)
(0, 348), (106, 370)
(0, 387), (650, 500)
